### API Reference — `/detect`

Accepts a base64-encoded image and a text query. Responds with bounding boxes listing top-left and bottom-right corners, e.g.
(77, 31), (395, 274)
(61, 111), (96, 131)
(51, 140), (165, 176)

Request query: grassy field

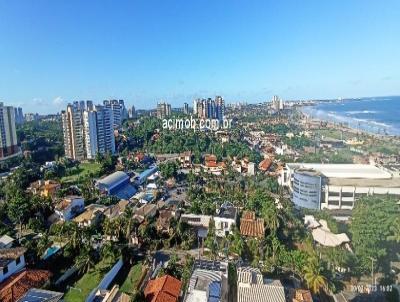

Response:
(63, 259), (114, 302)
(61, 161), (101, 183)
(120, 262), (143, 294)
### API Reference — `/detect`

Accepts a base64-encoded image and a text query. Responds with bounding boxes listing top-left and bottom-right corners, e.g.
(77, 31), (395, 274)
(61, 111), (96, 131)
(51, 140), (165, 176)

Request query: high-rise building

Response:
(0, 102), (20, 160)
(193, 96), (225, 120)
(183, 103), (189, 115)
(25, 113), (39, 122)
(272, 95), (284, 111)
(215, 96), (225, 121)
(156, 102), (171, 119)
(193, 99), (199, 115)
(128, 105), (136, 118)
(83, 110), (98, 159)
(94, 105), (115, 156)
(86, 100), (94, 111)
(62, 102), (86, 160)
(62, 102), (115, 160)
(14, 107), (24, 125)
(103, 99), (127, 128)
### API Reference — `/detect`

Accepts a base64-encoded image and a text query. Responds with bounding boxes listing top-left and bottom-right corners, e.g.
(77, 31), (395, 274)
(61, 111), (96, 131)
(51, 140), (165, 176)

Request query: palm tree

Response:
(304, 256), (329, 294)
(75, 246), (96, 274)
(122, 207), (137, 243)
(101, 241), (119, 261)
(387, 217), (400, 243)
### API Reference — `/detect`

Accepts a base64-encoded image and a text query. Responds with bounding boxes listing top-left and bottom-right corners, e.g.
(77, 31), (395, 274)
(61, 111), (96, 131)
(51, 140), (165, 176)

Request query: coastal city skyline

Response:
(1, 1), (400, 113)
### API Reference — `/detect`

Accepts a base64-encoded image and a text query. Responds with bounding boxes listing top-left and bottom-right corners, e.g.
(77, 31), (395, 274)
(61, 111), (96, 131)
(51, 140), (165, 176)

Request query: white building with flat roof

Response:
(281, 163), (400, 210)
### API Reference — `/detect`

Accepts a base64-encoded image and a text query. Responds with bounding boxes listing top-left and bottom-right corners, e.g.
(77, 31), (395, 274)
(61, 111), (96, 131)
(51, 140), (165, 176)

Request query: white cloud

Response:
(32, 98), (45, 106)
(53, 96), (64, 106)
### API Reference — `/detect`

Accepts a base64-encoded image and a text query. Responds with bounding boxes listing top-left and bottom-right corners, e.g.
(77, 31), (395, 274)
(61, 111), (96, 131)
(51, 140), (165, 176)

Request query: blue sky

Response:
(0, 0), (399, 113)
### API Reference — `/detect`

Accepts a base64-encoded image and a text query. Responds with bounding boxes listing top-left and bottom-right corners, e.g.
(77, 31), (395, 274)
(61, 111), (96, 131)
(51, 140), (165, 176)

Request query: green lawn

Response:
(61, 161), (101, 183)
(120, 262), (143, 294)
(63, 259), (114, 302)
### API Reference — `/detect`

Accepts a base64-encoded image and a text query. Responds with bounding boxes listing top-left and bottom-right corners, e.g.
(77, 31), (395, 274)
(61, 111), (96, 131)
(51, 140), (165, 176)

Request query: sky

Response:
(0, 0), (399, 114)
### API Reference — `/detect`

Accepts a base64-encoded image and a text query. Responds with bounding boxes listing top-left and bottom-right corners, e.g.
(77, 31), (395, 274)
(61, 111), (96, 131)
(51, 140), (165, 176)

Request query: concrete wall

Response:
(0, 255), (26, 283)
(86, 258), (123, 302)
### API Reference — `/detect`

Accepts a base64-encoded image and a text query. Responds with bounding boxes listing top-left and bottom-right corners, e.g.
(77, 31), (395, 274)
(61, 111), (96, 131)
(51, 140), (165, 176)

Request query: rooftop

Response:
(237, 267), (285, 302)
(104, 200), (129, 219)
(0, 270), (52, 302)
(17, 288), (63, 302)
(185, 261), (227, 302)
(287, 163), (393, 179)
(240, 211), (264, 238)
(144, 275), (182, 302)
(0, 247), (26, 269)
(0, 235), (15, 248)
(54, 196), (83, 211)
(217, 203), (237, 220)
(97, 171), (130, 188)
(73, 204), (106, 224)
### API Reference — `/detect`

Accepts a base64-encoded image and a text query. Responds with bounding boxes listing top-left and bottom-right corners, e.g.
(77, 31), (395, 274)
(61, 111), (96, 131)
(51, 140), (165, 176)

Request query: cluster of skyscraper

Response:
(193, 96), (225, 120)
(271, 95), (284, 111)
(14, 107), (24, 125)
(61, 100), (128, 161)
(0, 102), (20, 160)
(156, 102), (172, 119)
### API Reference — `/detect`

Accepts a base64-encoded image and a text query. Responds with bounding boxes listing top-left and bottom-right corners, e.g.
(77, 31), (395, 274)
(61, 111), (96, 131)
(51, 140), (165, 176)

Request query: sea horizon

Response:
(301, 96), (400, 136)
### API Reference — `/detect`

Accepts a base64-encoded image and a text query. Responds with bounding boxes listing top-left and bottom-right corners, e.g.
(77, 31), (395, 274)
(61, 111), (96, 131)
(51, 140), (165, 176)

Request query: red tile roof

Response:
(259, 159), (272, 171)
(240, 211), (264, 238)
(242, 211), (256, 220)
(0, 269), (51, 302)
(144, 275), (182, 302)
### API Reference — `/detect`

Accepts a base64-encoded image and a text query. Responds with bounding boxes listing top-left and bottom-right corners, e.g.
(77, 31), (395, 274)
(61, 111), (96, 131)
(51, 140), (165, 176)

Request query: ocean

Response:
(301, 96), (400, 136)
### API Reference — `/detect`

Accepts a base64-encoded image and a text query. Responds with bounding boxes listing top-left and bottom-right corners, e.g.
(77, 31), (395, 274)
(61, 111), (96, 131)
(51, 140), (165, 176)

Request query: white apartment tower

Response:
(0, 102), (19, 160)
(94, 105), (115, 155)
(62, 102), (85, 160)
(62, 102), (115, 160)
(103, 99), (127, 128)
(83, 110), (98, 159)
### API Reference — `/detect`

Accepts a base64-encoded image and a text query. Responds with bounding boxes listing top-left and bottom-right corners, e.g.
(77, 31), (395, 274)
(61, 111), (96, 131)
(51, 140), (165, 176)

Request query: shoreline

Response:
(300, 109), (400, 141)
(299, 104), (400, 139)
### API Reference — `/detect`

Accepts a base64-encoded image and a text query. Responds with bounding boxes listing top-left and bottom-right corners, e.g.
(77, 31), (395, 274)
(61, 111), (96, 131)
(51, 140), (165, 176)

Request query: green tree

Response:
(304, 256), (329, 294)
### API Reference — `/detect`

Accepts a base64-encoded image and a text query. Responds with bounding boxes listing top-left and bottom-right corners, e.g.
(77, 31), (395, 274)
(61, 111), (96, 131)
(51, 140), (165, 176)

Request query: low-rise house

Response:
(156, 210), (175, 233)
(144, 274), (182, 302)
(27, 180), (61, 199)
(214, 203), (237, 237)
(180, 214), (211, 239)
(104, 200), (129, 220)
(73, 204), (107, 227)
(133, 204), (157, 223)
(135, 166), (158, 186)
(17, 288), (63, 302)
(0, 270), (52, 302)
(96, 171), (137, 200)
(0, 235), (14, 249)
(231, 158), (255, 176)
(237, 266), (285, 302)
(179, 151), (192, 168)
(0, 247), (27, 283)
(258, 158), (272, 172)
(54, 196), (84, 221)
(184, 260), (228, 302)
(240, 211), (264, 239)
(194, 154), (225, 175)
